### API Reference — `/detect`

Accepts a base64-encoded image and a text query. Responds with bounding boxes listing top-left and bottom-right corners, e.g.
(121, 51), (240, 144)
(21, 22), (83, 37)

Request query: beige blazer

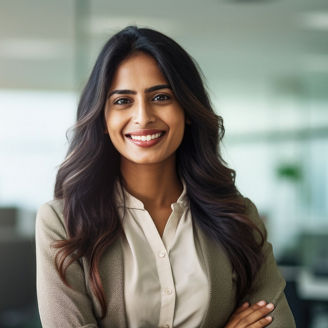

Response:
(35, 197), (295, 328)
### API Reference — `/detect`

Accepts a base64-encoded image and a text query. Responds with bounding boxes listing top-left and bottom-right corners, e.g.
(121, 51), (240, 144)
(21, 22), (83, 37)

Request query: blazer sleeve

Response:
(242, 198), (296, 328)
(35, 201), (99, 328)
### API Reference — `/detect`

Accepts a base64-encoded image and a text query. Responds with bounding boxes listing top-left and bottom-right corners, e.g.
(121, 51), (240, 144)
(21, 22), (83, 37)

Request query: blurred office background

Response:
(0, 0), (327, 327)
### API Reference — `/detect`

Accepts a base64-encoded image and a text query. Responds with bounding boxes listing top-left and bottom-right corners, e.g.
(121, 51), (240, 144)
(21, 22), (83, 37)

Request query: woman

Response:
(35, 26), (295, 328)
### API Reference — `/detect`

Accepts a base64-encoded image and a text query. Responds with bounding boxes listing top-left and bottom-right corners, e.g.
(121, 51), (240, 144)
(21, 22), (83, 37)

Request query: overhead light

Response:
(0, 38), (68, 59)
(299, 12), (328, 30)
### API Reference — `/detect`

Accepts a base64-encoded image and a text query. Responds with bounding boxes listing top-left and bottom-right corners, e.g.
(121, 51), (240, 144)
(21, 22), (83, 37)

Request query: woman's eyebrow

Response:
(144, 84), (171, 93)
(107, 89), (136, 98)
(108, 84), (171, 98)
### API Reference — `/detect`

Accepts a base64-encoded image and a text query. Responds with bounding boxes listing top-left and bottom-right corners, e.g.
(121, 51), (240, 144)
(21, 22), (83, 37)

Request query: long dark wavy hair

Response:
(54, 26), (265, 320)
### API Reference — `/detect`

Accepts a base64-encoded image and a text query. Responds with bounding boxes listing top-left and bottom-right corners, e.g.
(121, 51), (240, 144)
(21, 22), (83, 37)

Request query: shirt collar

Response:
(114, 177), (188, 210)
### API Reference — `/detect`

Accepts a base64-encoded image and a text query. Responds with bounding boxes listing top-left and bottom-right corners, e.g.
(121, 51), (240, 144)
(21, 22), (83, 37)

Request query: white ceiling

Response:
(0, 0), (327, 98)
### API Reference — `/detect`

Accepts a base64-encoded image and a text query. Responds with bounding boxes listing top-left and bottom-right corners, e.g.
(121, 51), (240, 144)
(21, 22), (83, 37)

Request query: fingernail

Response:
(265, 316), (272, 321)
(266, 303), (274, 309)
(257, 300), (266, 306)
(242, 302), (249, 307)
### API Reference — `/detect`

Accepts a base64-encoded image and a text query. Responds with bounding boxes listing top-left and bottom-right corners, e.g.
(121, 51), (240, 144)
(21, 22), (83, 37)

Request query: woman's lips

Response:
(125, 131), (166, 148)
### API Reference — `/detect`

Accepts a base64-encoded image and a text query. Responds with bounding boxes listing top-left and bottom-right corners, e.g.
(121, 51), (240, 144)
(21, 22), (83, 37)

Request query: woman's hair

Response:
(54, 26), (265, 319)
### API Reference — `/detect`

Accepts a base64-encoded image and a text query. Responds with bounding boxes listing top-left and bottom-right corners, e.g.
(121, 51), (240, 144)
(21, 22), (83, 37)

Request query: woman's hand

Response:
(224, 300), (275, 328)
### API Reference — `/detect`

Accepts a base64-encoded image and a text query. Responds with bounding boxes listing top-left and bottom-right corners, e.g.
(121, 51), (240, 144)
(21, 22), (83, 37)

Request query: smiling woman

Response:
(105, 52), (185, 166)
(35, 26), (295, 328)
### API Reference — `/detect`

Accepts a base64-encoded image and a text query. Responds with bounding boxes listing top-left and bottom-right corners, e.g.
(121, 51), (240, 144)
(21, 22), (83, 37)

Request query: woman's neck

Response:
(119, 155), (183, 209)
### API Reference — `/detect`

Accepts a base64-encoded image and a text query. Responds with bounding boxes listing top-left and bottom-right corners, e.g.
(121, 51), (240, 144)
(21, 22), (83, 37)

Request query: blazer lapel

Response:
(100, 234), (128, 328)
(194, 223), (236, 328)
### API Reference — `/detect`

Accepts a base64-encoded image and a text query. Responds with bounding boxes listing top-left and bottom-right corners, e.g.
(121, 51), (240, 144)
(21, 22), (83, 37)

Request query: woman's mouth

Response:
(125, 131), (166, 148)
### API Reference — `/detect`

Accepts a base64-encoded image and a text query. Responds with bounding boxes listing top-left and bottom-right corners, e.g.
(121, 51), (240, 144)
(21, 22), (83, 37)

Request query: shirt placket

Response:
(139, 208), (180, 328)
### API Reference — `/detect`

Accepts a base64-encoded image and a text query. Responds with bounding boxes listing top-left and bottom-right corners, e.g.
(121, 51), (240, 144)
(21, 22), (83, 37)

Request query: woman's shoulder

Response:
(35, 199), (67, 239)
(242, 197), (267, 236)
(37, 199), (64, 220)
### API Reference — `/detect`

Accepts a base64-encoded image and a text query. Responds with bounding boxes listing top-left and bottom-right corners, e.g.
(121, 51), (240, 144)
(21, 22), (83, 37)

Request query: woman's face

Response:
(104, 52), (186, 166)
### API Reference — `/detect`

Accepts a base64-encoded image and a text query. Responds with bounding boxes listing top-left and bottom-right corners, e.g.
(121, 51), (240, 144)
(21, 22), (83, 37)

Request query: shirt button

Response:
(164, 287), (173, 295)
(158, 250), (166, 258)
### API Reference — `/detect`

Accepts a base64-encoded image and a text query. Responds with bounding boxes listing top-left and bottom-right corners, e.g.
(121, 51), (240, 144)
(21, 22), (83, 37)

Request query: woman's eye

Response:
(153, 94), (170, 102)
(113, 98), (131, 105)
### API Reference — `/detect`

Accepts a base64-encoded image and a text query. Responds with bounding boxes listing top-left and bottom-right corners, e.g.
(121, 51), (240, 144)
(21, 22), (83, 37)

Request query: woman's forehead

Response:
(109, 52), (168, 92)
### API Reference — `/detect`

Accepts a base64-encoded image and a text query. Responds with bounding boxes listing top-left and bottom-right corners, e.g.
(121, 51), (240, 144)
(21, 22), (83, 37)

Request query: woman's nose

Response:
(133, 99), (155, 125)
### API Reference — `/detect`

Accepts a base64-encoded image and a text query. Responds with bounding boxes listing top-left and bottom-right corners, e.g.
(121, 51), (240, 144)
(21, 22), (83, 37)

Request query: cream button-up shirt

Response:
(114, 179), (209, 328)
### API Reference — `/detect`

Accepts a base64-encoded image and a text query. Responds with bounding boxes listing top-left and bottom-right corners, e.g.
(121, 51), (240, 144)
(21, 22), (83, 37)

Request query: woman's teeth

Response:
(130, 132), (163, 141)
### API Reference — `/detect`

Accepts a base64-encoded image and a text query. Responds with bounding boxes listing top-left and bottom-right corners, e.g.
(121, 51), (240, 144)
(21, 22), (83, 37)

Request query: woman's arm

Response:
(35, 202), (99, 328)
(241, 198), (296, 327)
